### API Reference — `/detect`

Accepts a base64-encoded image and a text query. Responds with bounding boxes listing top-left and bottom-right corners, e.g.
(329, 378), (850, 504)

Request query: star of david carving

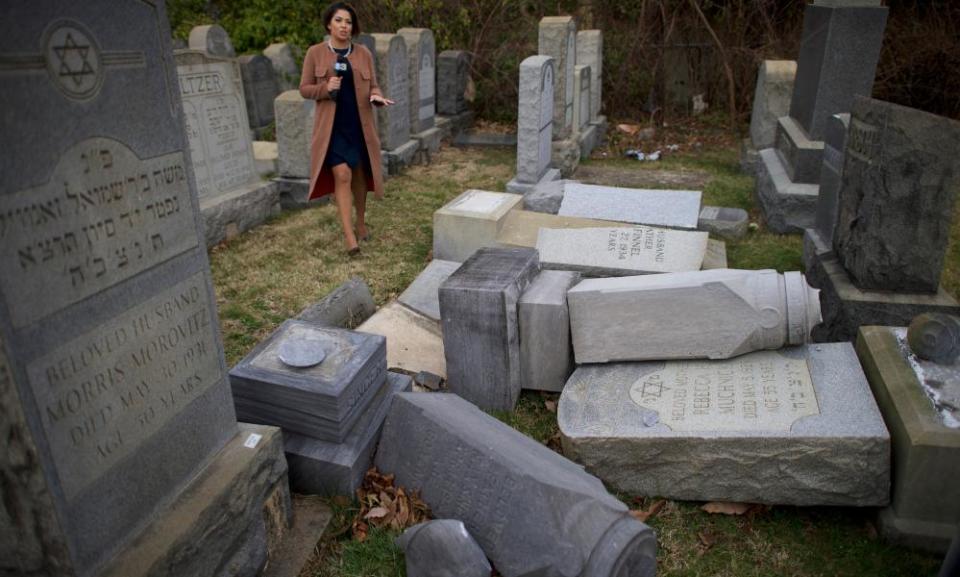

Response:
(53, 32), (96, 87)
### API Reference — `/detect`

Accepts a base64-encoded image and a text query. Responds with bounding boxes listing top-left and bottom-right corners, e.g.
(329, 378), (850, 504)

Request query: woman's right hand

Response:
(327, 76), (342, 93)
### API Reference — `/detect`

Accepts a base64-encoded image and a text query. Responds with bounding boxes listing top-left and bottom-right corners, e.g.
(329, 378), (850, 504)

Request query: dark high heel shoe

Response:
(347, 246), (361, 257)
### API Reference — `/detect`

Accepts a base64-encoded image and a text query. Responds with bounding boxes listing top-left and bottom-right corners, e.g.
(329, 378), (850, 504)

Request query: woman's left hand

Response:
(370, 95), (395, 107)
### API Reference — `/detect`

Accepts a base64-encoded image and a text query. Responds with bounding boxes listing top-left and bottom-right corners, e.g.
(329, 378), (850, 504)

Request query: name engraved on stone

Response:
(627, 352), (820, 432)
(25, 272), (222, 499)
(846, 117), (881, 164)
(178, 71), (225, 96)
(606, 228), (667, 263)
(0, 137), (198, 328)
(418, 52), (435, 121)
(448, 190), (511, 214)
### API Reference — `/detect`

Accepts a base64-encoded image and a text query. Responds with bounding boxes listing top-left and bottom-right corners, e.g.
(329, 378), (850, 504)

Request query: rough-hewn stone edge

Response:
(0, 335), (73, 576)
(754, 149), (818, 234)
(296, 277), (376, 329)
(200, 180), (281, 247)
(98, 424), (290, 577)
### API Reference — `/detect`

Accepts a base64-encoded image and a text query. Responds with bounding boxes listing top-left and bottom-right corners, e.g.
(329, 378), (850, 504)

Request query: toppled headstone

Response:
(835, 97), (960, 293)
(396, 520), (492, 577)
(568, 269), (821, 363)
(398, 259), (462, 322)
(433, 189), (522, 262)
(697, 206), (749, 240)
(296, 277), (376, 329)
(558, 182), (702, 229)
(375, 393), (657, 577)
(857, 326), (960, 552)
(701, 239), (728, 270)
(524, 178), (577, 214)
(908, 314), (960, 364)
(357, 301), (446, 379)
(496, 209), (631, 250)
(439, 247), (540, 411)
(230, 320), (387, 442)
(537, 226), (709, 277)
(520, 270), (581, 392)
(284, 372), (411, 496)
(560, 343), (890, 506)
(414, 371), (444, 391)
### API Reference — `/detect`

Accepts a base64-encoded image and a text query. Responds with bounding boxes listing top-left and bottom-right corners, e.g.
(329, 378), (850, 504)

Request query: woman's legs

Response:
(331, 163), (358, 251)
(351, 166), (368, 239)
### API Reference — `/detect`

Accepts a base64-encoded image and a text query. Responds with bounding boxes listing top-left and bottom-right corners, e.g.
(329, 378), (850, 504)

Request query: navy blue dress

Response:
(324, 46), (370, 172)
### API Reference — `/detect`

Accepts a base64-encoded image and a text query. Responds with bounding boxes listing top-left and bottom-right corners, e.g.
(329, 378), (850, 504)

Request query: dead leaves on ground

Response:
(351, 468), (431, 542)
(701, 501), (770, 517)
(630, 499), (668, 523)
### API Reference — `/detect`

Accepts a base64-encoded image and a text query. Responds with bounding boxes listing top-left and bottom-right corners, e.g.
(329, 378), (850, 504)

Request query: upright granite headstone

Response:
(834, 97), (960, 293)
(437, 49), (471, 115)
(397, 28), (436, 134)
(264, 42), (300, 91)
(754, 1), (888, 233)
(572, 64), (597, 157)
(558, 182), (702, 229)
(0, 5), (288, 576)
(371, 33), (417, 174)
(576, 30), (603, 122)
(274, 90), (313, 180)
(567, 269), (821, 363)
(238, 54), (280, 132)
(375, 393), (658, 577)
(188, 24), (235, 58)
(810, 113), (850, 247)
(505, 55), (561, 193)
(538, 16), (576, 140)
(749, 60), (797, 150)
(559, 344), (890, 506)
(439, 247), (540, 411)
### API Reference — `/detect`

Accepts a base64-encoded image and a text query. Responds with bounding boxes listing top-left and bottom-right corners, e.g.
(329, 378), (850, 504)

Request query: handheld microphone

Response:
(329, 54), (347, 101)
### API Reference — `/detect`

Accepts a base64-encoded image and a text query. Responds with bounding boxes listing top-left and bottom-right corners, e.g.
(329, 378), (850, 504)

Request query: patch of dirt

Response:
(572, 164), (712, 190)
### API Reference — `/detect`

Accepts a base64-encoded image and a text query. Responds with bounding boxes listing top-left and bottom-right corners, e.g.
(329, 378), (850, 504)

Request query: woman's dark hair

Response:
(323, 2), (360, 36)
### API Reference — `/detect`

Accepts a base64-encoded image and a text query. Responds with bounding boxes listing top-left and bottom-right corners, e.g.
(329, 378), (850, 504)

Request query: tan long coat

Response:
(300, 42), (385, 200)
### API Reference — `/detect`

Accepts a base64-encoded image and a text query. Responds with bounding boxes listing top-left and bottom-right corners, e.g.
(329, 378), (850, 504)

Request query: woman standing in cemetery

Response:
(300, 2), (394, 256)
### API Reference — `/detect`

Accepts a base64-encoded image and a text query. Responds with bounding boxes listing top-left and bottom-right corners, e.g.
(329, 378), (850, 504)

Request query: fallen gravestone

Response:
(376, 393), (657, 577)
(536, 226), (709, 277)
(568, 269), (821, 363)
(296, 277), (376, 328)
(702, 239), (728, 270)
(572, 165), (712, 191)
(520, 270), (581, 392)
(496, 209), (632, 250)
(559, 343), (890, 506)
(230, 320), (387, 442)
(523, 178), (574, 214)
(558, 182), (702, 229)
(857, 325), (960, 551)
(439, 247), (540, 411)
(433, 189), (522, 262)
(396, 520), (492, 577)
(0, 6), (288, 575)
(697, 206), (749, 240)
(284, 371), (411, 496)
(398, 259), (462, 322)
(356, 301), (446, 378)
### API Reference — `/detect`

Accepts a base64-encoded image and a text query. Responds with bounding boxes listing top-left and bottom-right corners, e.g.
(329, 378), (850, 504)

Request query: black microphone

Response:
(329, 54), (347, 101)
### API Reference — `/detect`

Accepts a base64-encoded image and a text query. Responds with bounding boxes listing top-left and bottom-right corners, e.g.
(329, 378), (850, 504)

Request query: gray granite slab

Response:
(697, 205), (749, 240)
(398, 259), (462, 322)
(439, 247), (540, 411)
(296, 277), (376, 329)
(749, 60), (796, 150)
(229, 320), (386, 442)
(754, 147), (820, 234)
(576, 30), (603, 121)
(537, 226), (708, 277)
(239, 54), (280, 130)
(520, 270), (581, 392)
(397, 520), (491, 577)
(397, 28), (436, 134)
(437, 50), (472, 115)
(514, 55), (554, 185)
(558, 182), (702, 229)
(573, 64), (591, 133)
(835, 97), (960, 293)
(0, 5), (253, 574)
(523, 178), (576, 214)
(702, 239), (728, 270)
(275, 90), (314, 179)
(375, 393), (657, 577)
(538, 16), (576, 140)
(568, 269), (821, 363)
(264, 42), (300, 91)
(284, 371), (411, 496)
(371, 33), (411, 152)
(812, 113), (850, 247)
(559, 343), (890, 506)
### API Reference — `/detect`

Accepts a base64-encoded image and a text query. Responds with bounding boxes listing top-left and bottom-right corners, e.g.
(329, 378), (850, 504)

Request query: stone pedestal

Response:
(559, 344), (890, 506)
(433, 190), (523, 262)
(856, 327), (960, 553)
(519, 270), (581, 392)
(439, 247), (540, 411)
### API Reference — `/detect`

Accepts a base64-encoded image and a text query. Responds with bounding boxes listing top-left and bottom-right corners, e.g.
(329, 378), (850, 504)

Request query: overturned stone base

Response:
(807, 250), (960, 342)
(99, 424), (291, 577)
(384, 139), (420, 176)
(200, 181), (280, 246)
(506, 167), (561, 194)
(755, 148), (818, 234)
(436, 110), (474, 140)
(559, 344), (890, 506)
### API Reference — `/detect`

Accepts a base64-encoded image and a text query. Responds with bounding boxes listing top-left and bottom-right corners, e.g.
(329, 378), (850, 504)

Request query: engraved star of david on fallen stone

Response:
(54, 32), (96, 87)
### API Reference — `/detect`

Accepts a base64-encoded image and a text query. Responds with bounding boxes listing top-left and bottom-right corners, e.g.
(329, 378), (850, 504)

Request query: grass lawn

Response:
(209, 128), (954, 576)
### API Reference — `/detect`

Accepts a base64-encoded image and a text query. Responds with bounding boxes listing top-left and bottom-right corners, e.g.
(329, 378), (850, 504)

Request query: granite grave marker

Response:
(371, 33), (418, 174)
(538, 16), (576, 140)
(397, 28), (441, 156)
(398, 259), (461, 322)
(437, 49), (471, 116)
(264, 42), (300, 91)
(432, 189), (522, 262)
(188, 24), (235, 58)
(238, 54), (280, 132)
(505, 55), (561, 193)
(519, 270), (581, 392)
(558, 182), (702, 229)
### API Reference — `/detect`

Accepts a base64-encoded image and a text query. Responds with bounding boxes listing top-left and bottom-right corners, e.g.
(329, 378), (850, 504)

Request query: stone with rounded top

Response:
(907, 314), (960, 365)
(189, 24), (235, 57)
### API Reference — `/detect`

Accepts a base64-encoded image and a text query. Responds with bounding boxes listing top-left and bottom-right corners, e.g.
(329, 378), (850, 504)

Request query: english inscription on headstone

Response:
(176, 51), (258, 201)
